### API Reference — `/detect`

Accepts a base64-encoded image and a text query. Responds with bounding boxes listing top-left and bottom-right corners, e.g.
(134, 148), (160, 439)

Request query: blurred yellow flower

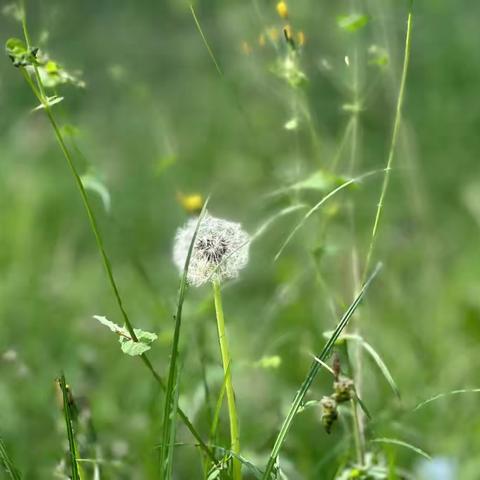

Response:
(241, 41), (252, 55)
(258, 33), (266, 47)
(276, 1), (288, 19)
(297, 30), (306, 46)
(267, 26), (280, 43)
(177, 193), (204, 214)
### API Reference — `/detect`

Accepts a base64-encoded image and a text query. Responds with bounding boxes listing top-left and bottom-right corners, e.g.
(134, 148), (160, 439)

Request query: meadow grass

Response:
(2, 0), (480, 479)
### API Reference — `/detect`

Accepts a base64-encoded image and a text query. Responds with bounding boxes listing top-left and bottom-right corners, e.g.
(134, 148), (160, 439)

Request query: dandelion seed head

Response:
(173, 213), (250, 287)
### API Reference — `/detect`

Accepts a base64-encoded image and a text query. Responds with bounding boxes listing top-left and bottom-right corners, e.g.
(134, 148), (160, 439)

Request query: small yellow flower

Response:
(297, 30), (306, 47)
(177, 193), (204, 214)
(267, 26), (280, 43)
(276, 1), (288, 19)
(241, 41), (252, 55)
(258, 33), (266, 47)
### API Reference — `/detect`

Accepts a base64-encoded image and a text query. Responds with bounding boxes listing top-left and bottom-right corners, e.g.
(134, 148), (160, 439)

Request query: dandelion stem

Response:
(363, 3), (414, 280)
(212, 280), (241, 480)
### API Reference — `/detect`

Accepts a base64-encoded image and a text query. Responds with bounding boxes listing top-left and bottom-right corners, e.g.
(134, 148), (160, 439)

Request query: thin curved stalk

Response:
(213, 281), (241, 480)
(363, 2), (414, 280)
(17, 5), (214, 463)
(261, 264), (382, 480)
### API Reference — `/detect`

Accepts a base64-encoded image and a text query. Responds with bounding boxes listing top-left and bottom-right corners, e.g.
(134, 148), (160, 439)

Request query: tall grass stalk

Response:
(58, 373), (81, 480)
(362, 1), (414, 280)
(160, 203), (209, 479)
(17, 3), (214, 463)
(212, 280), (242, 480)
(261, 263), (382, 480)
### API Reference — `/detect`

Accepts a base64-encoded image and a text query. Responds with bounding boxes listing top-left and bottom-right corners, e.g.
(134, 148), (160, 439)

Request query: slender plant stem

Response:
(17, 5), (215, 463)
(347, 40), (366, 465)
(363, 3), (414, 281)
(261, 264), (381, 480)
(189, 4), (223, 76)
(212, 281), (241, 480)
(160, 205), (208, 478)
(350, 398), (364, 465)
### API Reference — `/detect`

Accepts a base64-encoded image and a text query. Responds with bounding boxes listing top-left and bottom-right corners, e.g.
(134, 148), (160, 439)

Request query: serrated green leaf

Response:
(337, 14), (369, 32)
(120, 328), (157, 356)
(93, 314), (123, 334)
(94, 315), (157, 356)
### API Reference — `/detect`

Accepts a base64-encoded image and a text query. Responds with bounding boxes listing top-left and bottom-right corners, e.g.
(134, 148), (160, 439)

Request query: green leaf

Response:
(120, 328), (158, 356)
(322, 332), (400, 398)
(93, 315), (158, 356)
(93, 314), (123, 334)
(337, 14), (369, 32)
(32, 95), (64, 111)
(368, 45), (389, 67)
(291, 170), (344, 192)
(81, 173), (111, 213)
(371, 437), (432, 460)
(255, 355), (282, 369)
(359, 338), (400, 398)
(5, 37), (39, 67)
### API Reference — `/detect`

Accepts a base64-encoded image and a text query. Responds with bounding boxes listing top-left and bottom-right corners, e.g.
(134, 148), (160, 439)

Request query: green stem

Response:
(363, 3), (414, 280)
(17, 5), (215, 463)
(351, 398), (364, 465)
(212, 281), (241, 480)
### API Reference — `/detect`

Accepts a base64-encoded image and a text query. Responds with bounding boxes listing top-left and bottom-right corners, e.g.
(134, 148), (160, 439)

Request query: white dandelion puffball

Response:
(173, 213), (250, 287)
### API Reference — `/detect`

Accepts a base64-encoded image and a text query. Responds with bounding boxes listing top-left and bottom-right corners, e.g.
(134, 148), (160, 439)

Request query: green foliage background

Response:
(1, 0), (480, 478)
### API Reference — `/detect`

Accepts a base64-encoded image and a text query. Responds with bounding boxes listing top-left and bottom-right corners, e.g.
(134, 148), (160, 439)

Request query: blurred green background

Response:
(1, 0), (480, 478)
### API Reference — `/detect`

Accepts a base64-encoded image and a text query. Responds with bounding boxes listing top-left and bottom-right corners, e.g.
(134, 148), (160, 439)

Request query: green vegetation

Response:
(1, 0), (480, 478)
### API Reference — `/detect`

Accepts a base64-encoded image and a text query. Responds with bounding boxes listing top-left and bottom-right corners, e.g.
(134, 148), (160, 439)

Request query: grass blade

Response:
(189, 4), (223, 76)
(0, 437), (22, 480)
(341, 334), (400, 399)
(413, 388), (480, 412)
(362, 2), (414, 279)
(261, 263), (382, 479)
(360, 338), (400, 399)
(274, 169), (384, 262)
(160, 200), (210, 479)
(371, 437), (431, 460)
(209, 367), (229, 446)
(58, 373), (80, 480)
